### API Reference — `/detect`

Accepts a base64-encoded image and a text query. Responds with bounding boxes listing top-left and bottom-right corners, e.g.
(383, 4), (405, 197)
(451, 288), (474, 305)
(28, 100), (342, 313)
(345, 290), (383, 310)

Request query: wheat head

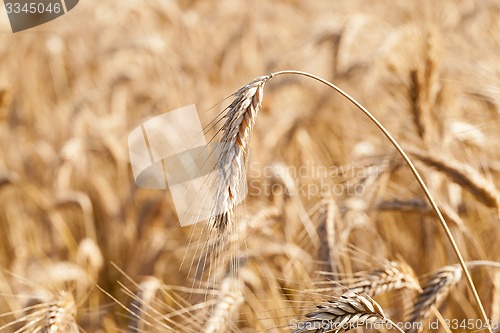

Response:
(349, 261), (421, 297)
(203, 277), (244, 333)
(291, 290), (402, 333)
(42, 291), (78, 333)
(210, 75), (271, 233)
(409, 148), (500, 215)
(406, 265), (462, 333)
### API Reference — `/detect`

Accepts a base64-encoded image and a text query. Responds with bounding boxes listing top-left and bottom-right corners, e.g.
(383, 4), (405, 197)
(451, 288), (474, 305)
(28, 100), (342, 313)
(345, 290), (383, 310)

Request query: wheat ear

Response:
(203, 277), (244, 333)
(129, 277), (161, 333)
(409, 148), (500, 215)
(0, 291), (78, 333)
(345, 262), (454, 333)
(406, 265), (462, 333)
(42, 291), (78, 333)
(317, 198), (339, 272)
(291, 291), (404, 333)
(349, 261), (421, 297)
(210, 76), (270, 232)
(407, 31), (439, 145)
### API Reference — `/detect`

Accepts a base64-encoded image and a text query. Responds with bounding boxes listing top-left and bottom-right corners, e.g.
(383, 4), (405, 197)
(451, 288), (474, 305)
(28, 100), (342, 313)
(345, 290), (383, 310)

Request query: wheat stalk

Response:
(406, 265), (462, 333)
(291, 290), (404, 333)
(210, 76), (271, 233)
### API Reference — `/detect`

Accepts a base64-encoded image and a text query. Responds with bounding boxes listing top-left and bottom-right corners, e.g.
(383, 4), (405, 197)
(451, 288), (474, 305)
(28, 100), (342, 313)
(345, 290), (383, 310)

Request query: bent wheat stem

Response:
(268, 70), (492, 333)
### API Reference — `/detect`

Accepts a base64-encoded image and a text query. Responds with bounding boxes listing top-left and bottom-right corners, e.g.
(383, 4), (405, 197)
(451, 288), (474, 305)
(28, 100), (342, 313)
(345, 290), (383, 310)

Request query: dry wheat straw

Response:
(210, 76), (270, 233)
(291, 291), (404, 333)
(407, 265), (462, 333)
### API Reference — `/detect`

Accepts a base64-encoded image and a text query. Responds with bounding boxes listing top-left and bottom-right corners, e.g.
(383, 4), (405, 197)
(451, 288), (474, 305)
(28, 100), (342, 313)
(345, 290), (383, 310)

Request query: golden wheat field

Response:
(1, 0), (500, 332)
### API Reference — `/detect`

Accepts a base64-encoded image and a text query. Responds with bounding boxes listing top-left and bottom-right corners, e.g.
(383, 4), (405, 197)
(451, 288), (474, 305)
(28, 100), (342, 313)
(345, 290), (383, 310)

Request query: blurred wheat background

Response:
(1, 0), (500, 332)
